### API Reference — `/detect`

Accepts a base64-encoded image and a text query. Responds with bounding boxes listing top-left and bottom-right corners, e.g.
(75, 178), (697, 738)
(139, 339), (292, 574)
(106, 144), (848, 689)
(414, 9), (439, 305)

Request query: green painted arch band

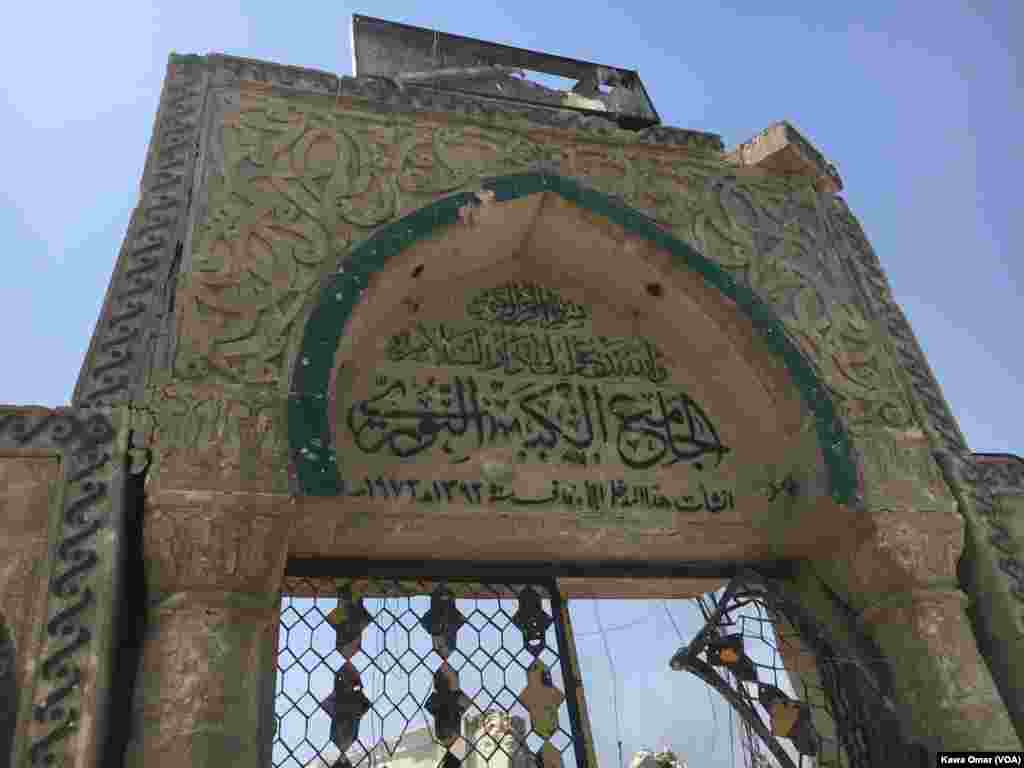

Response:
(288, 173), (857, 505)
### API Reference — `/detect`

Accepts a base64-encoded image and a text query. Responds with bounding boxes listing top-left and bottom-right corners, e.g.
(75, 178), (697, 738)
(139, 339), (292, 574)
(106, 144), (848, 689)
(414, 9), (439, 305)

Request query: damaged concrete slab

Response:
(727, 120), (843, 194)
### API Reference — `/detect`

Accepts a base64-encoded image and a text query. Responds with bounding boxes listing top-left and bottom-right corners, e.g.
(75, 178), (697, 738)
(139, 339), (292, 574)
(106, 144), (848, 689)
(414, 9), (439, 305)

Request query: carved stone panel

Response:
(175, 80), (912, 455)
(0, 454), (59, 767)
(0, 407), (125, 768)
(287, 182), (862, 565)
(333, 274), (790, 531)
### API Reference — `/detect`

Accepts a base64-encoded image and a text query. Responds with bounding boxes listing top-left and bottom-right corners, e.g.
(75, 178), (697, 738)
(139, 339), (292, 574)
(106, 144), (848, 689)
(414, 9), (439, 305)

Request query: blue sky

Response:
(1, 1), (1019, 765)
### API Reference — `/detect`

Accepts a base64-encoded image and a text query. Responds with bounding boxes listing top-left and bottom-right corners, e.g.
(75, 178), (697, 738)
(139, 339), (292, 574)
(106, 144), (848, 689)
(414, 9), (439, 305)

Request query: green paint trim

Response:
(288, 173), (857, 505)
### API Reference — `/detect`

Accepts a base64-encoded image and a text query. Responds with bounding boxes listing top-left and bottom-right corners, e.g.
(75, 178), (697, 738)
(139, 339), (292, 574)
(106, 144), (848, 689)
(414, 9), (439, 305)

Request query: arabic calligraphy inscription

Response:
(335, 282), (739, 522)
(349, 374), (728, 470)
(467, 282), (588, 330)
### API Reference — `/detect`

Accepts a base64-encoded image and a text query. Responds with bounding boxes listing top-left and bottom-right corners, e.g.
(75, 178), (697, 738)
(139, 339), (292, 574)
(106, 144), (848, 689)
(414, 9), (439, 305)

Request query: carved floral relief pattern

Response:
(174, 90), (924, 519)
(175, 100), (560, 390)
(133, 381), (290, 493)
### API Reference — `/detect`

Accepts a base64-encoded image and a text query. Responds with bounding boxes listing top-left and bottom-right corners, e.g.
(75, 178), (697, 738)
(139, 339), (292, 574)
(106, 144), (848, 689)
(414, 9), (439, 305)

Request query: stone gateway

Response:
(1, 15), (1022, 768)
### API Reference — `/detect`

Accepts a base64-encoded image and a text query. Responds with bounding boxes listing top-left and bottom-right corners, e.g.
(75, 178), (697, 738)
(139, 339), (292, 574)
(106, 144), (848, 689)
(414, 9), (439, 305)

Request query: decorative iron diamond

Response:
(512, 585), (552, 656)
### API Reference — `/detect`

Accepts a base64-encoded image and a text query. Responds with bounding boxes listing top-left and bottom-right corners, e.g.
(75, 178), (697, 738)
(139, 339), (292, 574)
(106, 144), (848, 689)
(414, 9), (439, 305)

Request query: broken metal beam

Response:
(351, 14), (661, 128)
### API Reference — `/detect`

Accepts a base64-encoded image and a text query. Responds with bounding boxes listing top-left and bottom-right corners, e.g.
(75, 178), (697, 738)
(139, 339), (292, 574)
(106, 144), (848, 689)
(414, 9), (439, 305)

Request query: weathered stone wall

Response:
(0, 452), (60, 766)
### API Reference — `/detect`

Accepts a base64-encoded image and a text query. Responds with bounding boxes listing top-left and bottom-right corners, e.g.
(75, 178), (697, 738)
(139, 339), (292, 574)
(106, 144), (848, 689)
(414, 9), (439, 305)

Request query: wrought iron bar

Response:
(682, 655), (796, 768)
(550, 583), (593, 768)
(670, 569), (921, 768)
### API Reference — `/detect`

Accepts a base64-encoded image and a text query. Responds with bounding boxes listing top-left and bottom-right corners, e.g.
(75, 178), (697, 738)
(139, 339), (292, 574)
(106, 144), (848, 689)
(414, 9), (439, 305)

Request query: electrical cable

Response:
(661, 601), (683, 638)
(575, 614), (651, 637)
(664, 600), (720, 758)
(593, 602), (624, 768)
(729, 701), (736, 768)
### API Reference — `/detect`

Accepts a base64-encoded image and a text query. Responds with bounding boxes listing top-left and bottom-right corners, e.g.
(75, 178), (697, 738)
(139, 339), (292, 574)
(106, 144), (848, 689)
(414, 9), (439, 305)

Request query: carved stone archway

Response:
(0, 50), (1017, 768)
(288, 173), (857, 566)
(111, 58), (1020, 765)
(279, 172), (1019, 759)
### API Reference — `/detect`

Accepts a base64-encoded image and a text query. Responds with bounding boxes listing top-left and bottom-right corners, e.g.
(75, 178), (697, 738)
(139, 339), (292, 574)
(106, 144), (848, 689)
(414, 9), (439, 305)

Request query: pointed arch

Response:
(288, 173), (856, 505)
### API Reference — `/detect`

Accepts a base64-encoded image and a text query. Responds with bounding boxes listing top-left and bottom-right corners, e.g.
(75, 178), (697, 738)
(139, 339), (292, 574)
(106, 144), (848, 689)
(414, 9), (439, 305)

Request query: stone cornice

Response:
(72, 56), (206, 407)
(205, 52), (724, 152)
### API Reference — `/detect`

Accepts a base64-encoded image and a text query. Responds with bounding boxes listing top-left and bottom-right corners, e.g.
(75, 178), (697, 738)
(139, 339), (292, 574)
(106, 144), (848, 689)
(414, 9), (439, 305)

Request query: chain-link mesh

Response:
(674, 573), (928, 768)
(273, 576), (584, 768)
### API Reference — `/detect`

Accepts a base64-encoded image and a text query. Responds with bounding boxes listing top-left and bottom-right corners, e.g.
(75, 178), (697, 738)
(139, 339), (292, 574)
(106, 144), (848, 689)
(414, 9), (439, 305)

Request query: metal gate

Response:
(272, 568), (593, 768)
(669, 569), (929, 767)
(271, 562), (930, 768)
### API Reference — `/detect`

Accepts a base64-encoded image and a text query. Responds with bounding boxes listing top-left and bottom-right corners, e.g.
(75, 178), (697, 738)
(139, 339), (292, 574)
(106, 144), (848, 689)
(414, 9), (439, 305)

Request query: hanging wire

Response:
(665, 599), (721, 757)
(729, 698), (736, 768)
(707, 666), (721, 758)
(661, 601), (684, 638)
(575, 614), (651, 637)
(593, 602), (624, 768)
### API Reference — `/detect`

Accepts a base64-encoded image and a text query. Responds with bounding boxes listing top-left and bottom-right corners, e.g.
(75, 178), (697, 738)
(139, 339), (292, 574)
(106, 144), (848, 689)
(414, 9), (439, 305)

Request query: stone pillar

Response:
(123, 489), (293, 767)
(257, 600), (282, 766)
(836, 507), (1022, 754)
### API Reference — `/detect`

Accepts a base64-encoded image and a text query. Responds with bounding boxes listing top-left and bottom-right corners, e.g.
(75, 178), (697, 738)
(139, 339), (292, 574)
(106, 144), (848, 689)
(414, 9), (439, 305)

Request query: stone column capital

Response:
(843, 507), (964, 598)
(855, 583), (1021, 752)
(859, 584), (969, 628)
(143, 489), (294, 599)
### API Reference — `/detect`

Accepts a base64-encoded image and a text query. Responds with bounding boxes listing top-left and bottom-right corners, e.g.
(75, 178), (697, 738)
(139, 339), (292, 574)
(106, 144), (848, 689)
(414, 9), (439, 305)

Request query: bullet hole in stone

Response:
(412, 265), (424, 278)
(645, 282), (663, 298)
